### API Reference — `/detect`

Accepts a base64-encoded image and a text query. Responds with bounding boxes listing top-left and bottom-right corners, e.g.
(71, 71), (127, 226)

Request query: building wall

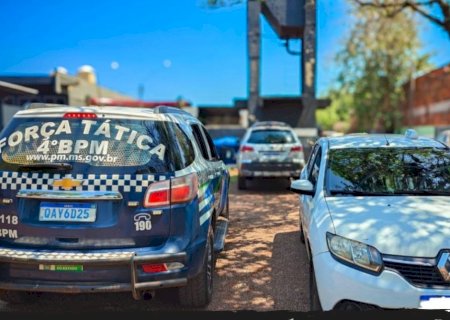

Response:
(0, 72), (133, 129)
(65, 77), (132, 106)
(404, 64), (450, 128)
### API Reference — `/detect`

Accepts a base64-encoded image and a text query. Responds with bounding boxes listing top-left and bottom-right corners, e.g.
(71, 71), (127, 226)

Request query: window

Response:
(247, 129), (295, 144)
(309, 147), (322, 186)
(191, 124), (209, 160)
(200, 126), (220, 161)
(306, 144), (319, 175)
(0, 117), (195, 174)
(326, 147), (450, 195)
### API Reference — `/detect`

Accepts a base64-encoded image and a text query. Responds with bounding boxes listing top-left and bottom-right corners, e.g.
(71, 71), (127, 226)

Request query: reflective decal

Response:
(0, 214), (18, 225)
(134, 213), (152, 231)
(0, 120), (167, 165)
(0, 229), (17, 239)
(199, 207), (214, 226)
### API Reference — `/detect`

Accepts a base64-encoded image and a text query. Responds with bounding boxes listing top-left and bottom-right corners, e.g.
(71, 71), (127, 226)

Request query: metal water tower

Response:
(246, 0), (330, 128)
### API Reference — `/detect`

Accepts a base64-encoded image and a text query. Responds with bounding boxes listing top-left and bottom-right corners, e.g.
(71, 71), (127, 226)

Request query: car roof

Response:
(248, 121), (294, 132)
(249, 126), (294, 131)
(251, 121), (291, 128)
(325, 133), (446, 149)
(14, 104), (197, 122)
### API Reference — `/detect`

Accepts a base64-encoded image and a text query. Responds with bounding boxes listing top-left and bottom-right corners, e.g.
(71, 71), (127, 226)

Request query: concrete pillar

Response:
(299, 0), (317, 128)
(247, 0), (262, 125)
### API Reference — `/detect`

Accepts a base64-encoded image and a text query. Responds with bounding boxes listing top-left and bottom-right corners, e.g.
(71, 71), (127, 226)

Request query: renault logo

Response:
(52, 178), (83, 190)
(437, 252), (450, 282)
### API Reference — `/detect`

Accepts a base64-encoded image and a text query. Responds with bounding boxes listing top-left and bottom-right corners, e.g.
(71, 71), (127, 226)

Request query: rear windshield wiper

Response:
(328, 190), (396, 196)
(18, 163), (73, 173)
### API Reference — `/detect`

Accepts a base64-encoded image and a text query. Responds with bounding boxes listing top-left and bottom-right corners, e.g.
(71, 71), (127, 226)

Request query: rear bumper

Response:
(239, 162), (303, 178)
(0, 248), (191, 299)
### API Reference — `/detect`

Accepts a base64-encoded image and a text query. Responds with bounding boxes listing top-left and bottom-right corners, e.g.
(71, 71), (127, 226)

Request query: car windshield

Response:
(0, 117), (195, 174)
(326, 147), (450, 196)
(247, 129), (295, 144)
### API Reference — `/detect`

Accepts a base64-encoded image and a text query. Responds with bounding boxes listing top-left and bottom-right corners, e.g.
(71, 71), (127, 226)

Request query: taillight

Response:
(142, 264), (168, 273)
(63, 112), (97, 119)
(291, 146), (303, 152)
(143, 173), (198, 208)
(171, 173), (198, 204)
(240, 145), (254, 152)
(141, 262), (184, 273)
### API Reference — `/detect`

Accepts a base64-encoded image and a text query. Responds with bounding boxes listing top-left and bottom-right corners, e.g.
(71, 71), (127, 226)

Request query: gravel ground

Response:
(0, 179), (310, 312)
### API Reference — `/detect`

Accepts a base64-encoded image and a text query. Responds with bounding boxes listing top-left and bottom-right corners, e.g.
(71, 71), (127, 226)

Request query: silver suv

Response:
(236, 121), (305, 189)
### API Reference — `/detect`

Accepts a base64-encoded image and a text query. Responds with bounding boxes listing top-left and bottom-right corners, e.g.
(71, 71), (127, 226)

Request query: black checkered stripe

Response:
(0, 171), (166, 193)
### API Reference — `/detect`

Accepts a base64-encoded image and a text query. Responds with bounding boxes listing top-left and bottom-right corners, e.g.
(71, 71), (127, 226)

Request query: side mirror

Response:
(290, 179), (315, 196)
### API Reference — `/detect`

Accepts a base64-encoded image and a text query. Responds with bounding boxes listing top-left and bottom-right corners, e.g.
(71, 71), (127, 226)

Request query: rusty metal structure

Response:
(247, 0), (329, 128)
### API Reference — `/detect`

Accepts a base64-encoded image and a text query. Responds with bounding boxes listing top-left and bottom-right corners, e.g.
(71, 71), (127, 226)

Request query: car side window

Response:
(200, 125), (220, 161)
(309, 147), (322, 186)
(306, 144), (319, 175)
(191, 124), (209, 160)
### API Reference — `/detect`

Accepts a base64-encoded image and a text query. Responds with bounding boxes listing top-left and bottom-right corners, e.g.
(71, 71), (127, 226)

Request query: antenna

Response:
(384, 135), (390, 146)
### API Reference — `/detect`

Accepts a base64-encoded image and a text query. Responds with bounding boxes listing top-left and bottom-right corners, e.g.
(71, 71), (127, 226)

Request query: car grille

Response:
(384, 260), (449, 288)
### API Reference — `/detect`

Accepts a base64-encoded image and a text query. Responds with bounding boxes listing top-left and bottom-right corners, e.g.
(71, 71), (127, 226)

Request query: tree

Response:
(353, 0), (450, 38)
(316, 90), (352, 132)
(336, 3), (432, 133)
(204, 0), (244, 8)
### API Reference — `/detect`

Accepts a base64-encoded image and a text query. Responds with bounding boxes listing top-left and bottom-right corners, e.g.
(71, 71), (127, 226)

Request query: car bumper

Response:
(239, 162), (303, 178)
(0, 244), (204, 299)
(314, 252), (450, 310)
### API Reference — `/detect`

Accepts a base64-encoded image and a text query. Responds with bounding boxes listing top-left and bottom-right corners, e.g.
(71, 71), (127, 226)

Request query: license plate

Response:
(39, 264), (84, 272)
(39, 202), (96, 222)
(420, 295), (450, 309)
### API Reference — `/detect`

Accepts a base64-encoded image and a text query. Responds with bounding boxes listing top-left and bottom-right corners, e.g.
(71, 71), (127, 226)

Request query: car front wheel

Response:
(309, 257), (322, 311)
(299, 221), (305, 244)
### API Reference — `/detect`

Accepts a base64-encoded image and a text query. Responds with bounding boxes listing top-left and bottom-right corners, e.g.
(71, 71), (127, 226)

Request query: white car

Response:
(236, 121), (305, 189)
(291, 131), (450, 310)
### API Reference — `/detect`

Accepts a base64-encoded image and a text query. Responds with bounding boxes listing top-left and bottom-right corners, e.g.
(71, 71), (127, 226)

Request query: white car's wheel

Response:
(309, 258), (322, 311)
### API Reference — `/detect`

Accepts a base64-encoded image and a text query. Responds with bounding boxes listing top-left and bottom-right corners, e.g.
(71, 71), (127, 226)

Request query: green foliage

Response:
(316, 91), (352, 131)
(204, 0), (244, 8)
(336, 2), (432, 133)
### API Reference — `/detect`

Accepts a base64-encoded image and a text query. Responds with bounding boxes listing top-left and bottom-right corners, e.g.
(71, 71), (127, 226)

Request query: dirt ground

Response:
(0, 179), (310, 312)
(207, 178), (309, 311)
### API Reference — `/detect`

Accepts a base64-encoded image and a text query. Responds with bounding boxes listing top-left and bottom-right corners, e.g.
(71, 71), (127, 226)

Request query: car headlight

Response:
(326, 232), (383, 274)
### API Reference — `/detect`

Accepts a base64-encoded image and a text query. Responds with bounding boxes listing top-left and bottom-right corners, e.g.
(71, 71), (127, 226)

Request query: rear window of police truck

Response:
(0, 117), (195, 174)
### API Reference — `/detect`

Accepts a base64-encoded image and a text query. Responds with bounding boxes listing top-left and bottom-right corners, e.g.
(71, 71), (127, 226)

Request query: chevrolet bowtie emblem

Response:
(52, 178), (83, 190)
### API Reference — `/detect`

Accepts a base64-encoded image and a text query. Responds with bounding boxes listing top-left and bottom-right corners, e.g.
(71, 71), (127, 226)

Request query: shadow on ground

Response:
(0, 179), (309, 312)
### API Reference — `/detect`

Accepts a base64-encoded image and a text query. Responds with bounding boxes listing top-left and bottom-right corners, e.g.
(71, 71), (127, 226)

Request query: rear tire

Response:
(237, 176), (247, 190)
(178, 228), (214, 307)
(0, 290), (42, 304)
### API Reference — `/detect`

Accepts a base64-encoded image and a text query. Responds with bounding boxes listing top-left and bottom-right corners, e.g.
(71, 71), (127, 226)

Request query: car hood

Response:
(325, 196), (450, 257)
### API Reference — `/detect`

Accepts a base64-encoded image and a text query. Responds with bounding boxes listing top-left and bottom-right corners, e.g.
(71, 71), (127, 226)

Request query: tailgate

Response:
(0, 171), (171, 249)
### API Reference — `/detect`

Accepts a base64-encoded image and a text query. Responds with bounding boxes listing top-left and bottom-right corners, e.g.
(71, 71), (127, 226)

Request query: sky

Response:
(0, 0), (449, 106)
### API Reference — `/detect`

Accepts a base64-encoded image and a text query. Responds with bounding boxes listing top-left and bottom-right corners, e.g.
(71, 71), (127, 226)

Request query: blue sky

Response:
(0, 0), (449, 106)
